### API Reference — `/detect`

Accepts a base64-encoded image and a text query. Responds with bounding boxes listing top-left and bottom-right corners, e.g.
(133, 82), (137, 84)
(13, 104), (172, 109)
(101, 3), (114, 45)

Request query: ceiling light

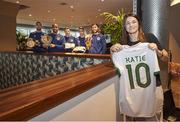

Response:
(48, 10), (51, 13)
(70, 5), (74, 9)
(101, 0), (105, 2)
(16, 0), (20, 4)
(29, 14), (32, 17)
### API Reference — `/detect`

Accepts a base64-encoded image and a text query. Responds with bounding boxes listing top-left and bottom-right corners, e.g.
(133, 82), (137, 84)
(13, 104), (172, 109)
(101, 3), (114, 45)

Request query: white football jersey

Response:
(112, 42), (163, 117)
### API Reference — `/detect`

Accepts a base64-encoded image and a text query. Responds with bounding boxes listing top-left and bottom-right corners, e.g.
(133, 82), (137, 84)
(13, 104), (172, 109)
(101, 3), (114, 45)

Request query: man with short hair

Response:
(29, 21), (46, 52)
(77, 27), (86, 47)
(47, 23), (65, 52)
(64, 27), (77, 52)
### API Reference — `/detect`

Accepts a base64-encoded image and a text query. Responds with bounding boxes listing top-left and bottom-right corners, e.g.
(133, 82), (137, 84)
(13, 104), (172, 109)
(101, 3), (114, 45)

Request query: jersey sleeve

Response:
(153, 50), (160, 74)
(151, 50), (161, 86)
(112, 53), (123, 77)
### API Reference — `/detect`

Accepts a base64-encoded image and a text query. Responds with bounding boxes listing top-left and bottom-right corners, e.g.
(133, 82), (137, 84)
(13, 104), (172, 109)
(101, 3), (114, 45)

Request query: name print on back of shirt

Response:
(125, 55), (146, 64)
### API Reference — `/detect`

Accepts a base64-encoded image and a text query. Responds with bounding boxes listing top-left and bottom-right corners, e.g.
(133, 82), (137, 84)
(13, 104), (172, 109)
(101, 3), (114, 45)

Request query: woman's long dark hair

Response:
(121, 13), (145, 45)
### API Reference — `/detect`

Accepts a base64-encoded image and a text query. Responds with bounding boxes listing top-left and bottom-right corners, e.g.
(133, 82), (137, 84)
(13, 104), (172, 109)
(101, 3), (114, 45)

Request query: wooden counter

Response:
(0, 62), (116, 120)
(0, 52), (111, 90)
(2, 51), (111, 59)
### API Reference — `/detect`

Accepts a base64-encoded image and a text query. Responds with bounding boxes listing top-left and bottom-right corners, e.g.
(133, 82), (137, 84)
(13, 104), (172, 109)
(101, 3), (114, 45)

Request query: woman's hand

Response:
(148, 43), (161, 57)
(110, 43), (123, 53)
(148, 43), (158, 51)
(148, 43), (168, 62)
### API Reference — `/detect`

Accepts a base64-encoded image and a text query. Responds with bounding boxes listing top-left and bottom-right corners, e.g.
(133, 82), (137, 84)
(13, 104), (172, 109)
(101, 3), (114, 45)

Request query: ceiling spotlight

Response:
(101, 0), (105, 2)
(70, 5), (74, 9)
(29, 14), (32, 17)
(16, 0), (20, 4)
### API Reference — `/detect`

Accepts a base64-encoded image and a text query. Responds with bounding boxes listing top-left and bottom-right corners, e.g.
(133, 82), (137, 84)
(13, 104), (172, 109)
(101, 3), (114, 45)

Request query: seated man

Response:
(29, 21), (46, 52)
(47, 24), (65, 52)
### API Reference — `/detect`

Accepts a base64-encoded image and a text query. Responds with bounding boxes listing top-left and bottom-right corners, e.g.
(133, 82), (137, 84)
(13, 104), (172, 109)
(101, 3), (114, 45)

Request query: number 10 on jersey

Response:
(126, 63), (151, 89)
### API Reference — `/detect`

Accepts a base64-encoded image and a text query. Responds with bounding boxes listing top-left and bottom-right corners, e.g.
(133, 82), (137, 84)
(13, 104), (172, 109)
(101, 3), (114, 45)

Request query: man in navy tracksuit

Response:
(64, 27), (78, 52)
(77, 27), (86, 47)
(29, 21), (46, 52)
(47, 24), (65, 52)
(89, 24), (106, 54)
